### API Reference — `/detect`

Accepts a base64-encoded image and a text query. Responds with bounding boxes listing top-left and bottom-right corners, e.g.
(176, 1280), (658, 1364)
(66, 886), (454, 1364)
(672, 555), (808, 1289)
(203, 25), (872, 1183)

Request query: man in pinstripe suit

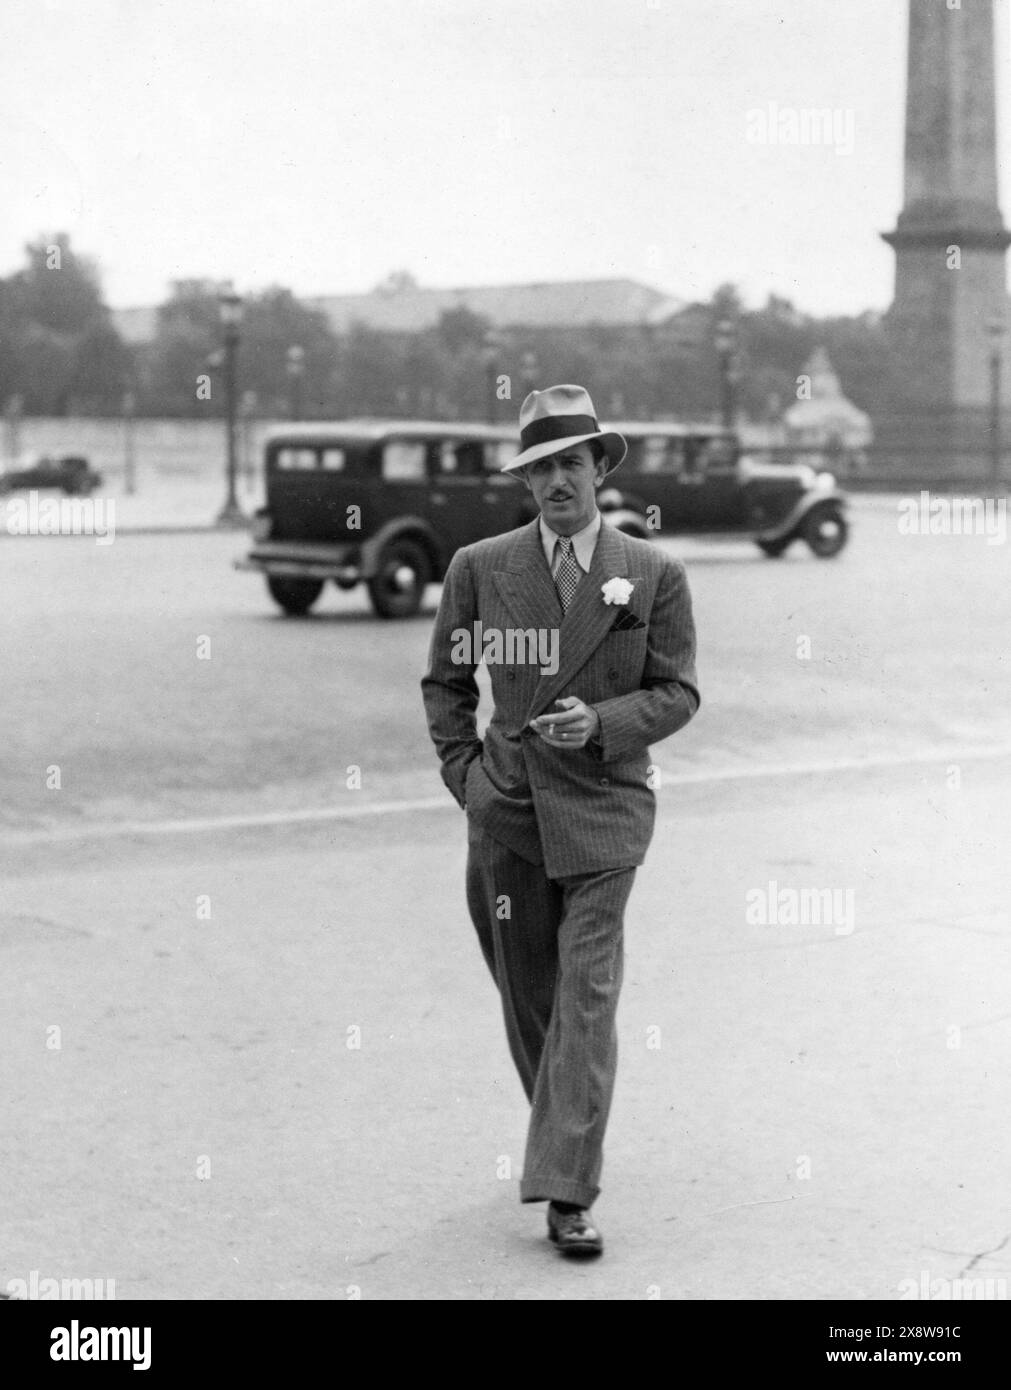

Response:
(421, 385), (700, 1257)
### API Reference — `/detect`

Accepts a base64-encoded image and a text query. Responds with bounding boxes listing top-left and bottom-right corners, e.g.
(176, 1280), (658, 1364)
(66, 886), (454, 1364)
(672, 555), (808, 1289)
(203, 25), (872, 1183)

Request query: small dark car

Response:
(599, 423), (849, 558)
(0, 454), (103, 496)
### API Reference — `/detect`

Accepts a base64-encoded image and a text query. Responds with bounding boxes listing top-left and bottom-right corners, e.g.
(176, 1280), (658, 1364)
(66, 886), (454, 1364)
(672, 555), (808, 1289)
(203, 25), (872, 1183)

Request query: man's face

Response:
(521, 442), (607, 534)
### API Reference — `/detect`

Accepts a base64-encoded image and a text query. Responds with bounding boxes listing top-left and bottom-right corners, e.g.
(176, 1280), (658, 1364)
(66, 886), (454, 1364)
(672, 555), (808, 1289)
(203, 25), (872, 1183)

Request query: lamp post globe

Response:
(714, 317), (739, 429)
(482, 330), (503, 424)
(216, 284), (247, 527)
(286, 344), (306, 421)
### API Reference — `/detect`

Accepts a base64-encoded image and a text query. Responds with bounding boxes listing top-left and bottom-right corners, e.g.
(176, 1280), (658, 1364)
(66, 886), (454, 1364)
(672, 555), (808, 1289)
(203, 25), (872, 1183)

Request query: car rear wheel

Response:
(267, 576), (324, 615)
(367, 539), (431, 618)
(802, 506), (848, 558)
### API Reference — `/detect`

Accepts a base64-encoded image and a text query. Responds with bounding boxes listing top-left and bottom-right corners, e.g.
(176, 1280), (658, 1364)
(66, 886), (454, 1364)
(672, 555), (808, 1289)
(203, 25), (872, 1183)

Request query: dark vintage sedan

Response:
(236, 421), (529, 617)
(236, 417), (848, 619)
(0, 454), (103, 496)
(599, 423), (849, 558)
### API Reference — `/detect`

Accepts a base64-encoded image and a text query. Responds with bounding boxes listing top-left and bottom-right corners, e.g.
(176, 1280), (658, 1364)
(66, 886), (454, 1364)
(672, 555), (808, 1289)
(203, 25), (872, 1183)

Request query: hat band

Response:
(519, 414), (599, 453)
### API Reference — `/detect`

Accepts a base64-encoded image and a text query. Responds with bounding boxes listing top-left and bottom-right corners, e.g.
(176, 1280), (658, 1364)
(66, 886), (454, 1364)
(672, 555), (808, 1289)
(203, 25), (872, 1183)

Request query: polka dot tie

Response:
(553, 536), (581, 612)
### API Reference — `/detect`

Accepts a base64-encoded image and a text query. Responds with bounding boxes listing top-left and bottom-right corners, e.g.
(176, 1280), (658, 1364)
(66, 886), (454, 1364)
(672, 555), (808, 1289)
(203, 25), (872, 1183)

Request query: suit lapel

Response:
(526, 522), (630, 719)
(491, 519), (562, 632)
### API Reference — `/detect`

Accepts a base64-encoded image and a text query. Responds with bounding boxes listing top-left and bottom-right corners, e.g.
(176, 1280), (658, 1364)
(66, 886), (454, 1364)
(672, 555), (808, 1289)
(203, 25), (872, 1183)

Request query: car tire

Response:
(757, 538), (791, 558)
(802, 506), (848, 558)
(367, 539), (431, 619)
(267, 576), (324, 615)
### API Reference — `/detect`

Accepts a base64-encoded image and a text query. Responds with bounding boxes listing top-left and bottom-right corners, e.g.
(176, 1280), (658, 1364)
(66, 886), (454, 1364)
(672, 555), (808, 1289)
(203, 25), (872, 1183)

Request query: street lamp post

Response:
(122, 390), (137, 495)
(520, 349), (539, 397)
(239, 389), (258, 493)
(5, 393), (23, 464)
(986, 316), (1006, 489)
(482, 331), (503, 424)
(714, 317), (739, 429)
(286, 344), (305, 421)
(216, 285), (246, 527)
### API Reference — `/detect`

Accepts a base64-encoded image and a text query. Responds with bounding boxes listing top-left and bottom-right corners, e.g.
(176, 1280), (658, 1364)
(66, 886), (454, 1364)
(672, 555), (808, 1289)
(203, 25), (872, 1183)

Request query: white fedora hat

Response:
(502, 384), (626, 475)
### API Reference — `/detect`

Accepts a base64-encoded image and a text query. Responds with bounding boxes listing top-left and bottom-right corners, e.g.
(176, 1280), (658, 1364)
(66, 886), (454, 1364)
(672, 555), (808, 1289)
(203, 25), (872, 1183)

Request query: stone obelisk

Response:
(881, 0), (1010, 472)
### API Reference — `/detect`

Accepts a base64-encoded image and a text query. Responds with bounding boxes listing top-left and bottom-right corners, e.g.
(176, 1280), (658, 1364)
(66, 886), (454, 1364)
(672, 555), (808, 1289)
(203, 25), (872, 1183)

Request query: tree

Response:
(70, 321), (135, 413)
(436, 305), (490, 356)
(143, 281), (340, 417)
(237, 288), (337, 416)
(0, 233), (129, 414)
(143, 281), (223, 416)
(12, 234), (108, 335)
(336, 322), (409, 416)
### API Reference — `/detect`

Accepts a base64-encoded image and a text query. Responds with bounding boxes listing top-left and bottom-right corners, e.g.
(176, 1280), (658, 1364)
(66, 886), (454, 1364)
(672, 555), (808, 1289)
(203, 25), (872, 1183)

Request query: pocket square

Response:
(610, 608), (646, 632)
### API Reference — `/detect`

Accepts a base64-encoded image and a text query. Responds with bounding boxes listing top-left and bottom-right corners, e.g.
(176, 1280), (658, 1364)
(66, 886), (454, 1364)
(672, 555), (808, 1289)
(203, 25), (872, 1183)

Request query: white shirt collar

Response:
(539, 509), (602, 574)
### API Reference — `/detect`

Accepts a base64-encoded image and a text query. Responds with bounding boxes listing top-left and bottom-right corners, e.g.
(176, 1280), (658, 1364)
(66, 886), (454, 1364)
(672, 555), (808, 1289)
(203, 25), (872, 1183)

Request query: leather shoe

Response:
(547, 1203), (604, 1257)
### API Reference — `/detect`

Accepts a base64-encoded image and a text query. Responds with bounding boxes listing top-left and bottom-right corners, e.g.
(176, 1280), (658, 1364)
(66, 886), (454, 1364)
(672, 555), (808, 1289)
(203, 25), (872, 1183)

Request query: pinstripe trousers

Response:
(466, 823), (636, 1209)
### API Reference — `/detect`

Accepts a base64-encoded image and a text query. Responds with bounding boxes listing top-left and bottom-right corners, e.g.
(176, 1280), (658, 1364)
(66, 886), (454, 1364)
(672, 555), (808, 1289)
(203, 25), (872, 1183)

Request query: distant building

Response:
(112, 276), (684, 345)
(306, 276), (683, 335)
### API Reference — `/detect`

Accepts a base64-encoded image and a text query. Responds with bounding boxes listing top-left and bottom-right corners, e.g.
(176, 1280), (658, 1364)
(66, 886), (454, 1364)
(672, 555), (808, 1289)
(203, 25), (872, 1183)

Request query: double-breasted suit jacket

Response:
(422, 517), (700, 879)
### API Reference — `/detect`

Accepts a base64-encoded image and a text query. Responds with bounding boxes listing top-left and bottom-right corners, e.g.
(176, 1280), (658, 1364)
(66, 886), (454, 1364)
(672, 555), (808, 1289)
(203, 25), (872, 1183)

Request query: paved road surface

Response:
(2, 508), (1009, 1299)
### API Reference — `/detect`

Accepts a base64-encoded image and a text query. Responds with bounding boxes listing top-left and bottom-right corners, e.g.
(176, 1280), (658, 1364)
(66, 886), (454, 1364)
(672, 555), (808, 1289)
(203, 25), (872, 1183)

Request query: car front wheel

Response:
(367, 539), (431, 618)
(267, 576), (324, 615)
(802, 506), (848, 558)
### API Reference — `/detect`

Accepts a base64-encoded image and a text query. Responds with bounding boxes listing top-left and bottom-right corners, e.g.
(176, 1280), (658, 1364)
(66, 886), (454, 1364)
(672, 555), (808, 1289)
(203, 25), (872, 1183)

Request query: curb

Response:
(0, 523), (244, 539)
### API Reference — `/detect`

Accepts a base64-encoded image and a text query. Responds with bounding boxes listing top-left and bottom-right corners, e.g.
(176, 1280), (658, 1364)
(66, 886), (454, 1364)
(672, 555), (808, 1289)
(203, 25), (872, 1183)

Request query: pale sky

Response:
(2, 0), (1010, 316)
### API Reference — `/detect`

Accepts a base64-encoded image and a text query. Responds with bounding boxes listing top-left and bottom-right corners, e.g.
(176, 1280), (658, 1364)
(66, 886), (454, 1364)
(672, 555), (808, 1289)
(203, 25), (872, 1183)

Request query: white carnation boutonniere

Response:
(601, 577), (635, 606)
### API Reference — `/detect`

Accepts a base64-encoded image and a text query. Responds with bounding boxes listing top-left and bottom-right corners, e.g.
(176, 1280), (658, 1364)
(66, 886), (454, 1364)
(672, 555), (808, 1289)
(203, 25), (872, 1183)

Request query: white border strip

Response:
(7, 743), (1011, 846)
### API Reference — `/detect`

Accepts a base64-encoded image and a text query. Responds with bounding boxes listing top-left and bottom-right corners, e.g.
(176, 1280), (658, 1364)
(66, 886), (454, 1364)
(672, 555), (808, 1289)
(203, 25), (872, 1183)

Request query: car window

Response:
(685, 439), (710, 475)
(706, 437), (738, 468)
(484, 440), (518, 472)
(320, 448), (346, 471)
(383, 440), (426, 482)
(666, 439), (687, 473)
(426, 441), (456, 477)
(275, 447), (319, 470)
(452, 441), (485, 477)
(426, 440), (484, 478)
(425, 439), (502, 478)
(638, 436), (686, 474)
(427, 441), (453, 476)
